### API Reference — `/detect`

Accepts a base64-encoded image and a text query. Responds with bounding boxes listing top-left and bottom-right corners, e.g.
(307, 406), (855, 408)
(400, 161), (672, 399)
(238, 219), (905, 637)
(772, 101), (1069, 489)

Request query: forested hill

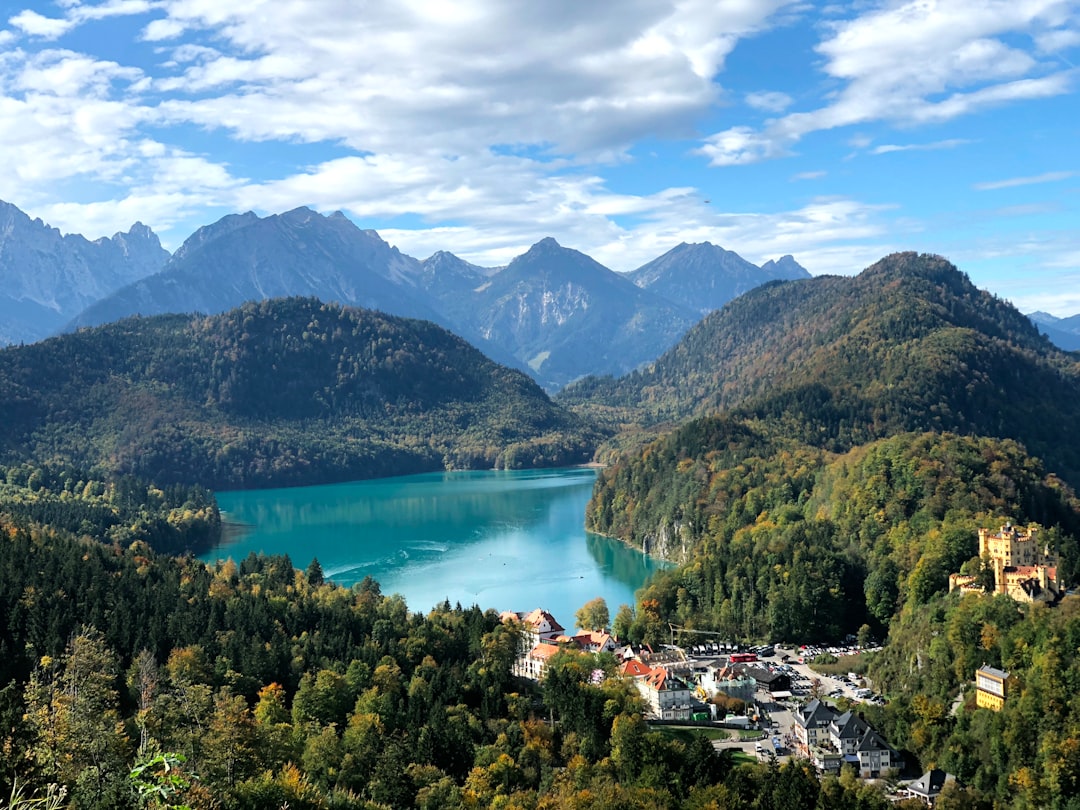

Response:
(561, 252), (1080, 486)
(0, 297), (598, 489)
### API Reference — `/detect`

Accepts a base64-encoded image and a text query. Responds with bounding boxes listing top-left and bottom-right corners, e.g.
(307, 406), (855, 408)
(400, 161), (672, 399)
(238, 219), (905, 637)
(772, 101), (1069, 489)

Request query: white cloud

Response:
(8, 10), (76, 38)
(746, 90), (793, 112)
(702, 0), (1077, 166)
(143, 0), (794, 157)
(974, 170), (1076, 190)
(791, 170), (826, 180)
(141, 17), (185, 41)
(1036, 27), (1080, 52)
(871, 138), (971, 154)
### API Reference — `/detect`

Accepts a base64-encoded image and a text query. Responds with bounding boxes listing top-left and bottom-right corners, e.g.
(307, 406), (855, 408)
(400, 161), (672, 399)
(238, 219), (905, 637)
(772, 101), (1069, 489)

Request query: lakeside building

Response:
(514, 642), (560, 680)
(949, 523), (1061, 604)
(505, 608), (623, 682)
(638, 666), (694, 720)
(975, 664), (1016, 712)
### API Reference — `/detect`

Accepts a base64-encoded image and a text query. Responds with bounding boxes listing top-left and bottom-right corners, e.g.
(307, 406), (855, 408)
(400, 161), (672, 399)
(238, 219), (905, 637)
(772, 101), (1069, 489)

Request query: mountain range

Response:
(0, 201), (169, 345)
(1, 200), (806, 389)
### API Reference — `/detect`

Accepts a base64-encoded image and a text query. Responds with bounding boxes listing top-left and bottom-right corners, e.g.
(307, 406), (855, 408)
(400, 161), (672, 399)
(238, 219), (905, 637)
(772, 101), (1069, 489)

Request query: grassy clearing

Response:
(808, 652), (873, 677)
(654, 725), (731, 743)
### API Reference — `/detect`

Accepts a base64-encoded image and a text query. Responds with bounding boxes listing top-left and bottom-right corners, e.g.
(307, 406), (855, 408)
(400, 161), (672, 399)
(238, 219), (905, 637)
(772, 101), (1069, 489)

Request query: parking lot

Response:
(682, 639), (888, 710)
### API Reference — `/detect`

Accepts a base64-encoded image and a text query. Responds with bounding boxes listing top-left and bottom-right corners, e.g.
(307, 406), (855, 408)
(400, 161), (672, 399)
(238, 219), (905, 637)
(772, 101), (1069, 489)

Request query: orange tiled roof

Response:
(621, 659), (653, 677)
(530, 643), (561, 661)
(522, 608), (565, 633)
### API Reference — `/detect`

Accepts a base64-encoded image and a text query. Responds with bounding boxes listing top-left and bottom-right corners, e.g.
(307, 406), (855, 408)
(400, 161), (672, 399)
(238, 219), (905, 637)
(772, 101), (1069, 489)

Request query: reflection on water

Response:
(207, 468), (667, 624)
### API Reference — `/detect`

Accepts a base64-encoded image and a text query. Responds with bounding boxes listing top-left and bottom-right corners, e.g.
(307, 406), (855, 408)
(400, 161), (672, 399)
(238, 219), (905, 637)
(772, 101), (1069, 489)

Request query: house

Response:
(572, 630), (617, 653)
(743, 665), (792, 696)
(794, 699), (836, 753)
(855, 728), (897, 778)
(637, 666), (693, 720)
(904, 769), (956, 806)
(502, 608), (565, 650)
(975, 664), (1015, 712)
(513, 642), (562, 681)
(829, 710), (870, 760)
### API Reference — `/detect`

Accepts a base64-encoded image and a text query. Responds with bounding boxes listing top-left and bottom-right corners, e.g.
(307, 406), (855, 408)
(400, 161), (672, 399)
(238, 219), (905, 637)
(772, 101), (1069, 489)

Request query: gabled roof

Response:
(796, 699), (836, 728)
(832, 710), (869, 739)
(857, 728), (891, 753)
(621, 659), (653, 677)
(521, 608), (564, 633)
(644, 666), (689, 693)
(529, 643), (561, 661)
(573, 630), (614, 649)
(977, 664), (1010, 680)
(908, 768), (955, 798)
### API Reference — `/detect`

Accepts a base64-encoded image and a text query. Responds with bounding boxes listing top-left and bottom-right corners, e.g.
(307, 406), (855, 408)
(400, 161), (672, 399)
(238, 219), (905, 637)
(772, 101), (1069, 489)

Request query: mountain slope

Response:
(562, 252), (1080, 485)
(0, 200), (168, 344)
(432, 237), (699, 388)
(68, 207), (442, 329)
(627, 242), (810, 314)
(0, 298), (598, 488)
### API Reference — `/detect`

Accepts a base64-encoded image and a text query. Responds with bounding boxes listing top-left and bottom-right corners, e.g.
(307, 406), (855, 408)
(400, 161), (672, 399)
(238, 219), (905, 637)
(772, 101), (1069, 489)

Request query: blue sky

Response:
(1, 0), (1078, 313)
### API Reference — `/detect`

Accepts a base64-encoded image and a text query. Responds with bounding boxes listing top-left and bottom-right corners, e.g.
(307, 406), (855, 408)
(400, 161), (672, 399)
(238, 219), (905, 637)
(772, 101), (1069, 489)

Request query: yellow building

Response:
(975, 665), (1015, 711)
(949, 523), (1061, 604)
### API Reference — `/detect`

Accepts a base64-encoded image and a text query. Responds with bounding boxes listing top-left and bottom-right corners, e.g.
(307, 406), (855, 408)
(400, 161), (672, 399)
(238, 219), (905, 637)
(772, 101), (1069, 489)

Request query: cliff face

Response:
(0, 201), (168, 344)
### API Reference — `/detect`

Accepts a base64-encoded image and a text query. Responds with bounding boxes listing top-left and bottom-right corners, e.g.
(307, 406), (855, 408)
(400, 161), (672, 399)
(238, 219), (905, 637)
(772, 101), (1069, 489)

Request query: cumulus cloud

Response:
(702, 0), (1077, 166)
(8, 10), (76, 38)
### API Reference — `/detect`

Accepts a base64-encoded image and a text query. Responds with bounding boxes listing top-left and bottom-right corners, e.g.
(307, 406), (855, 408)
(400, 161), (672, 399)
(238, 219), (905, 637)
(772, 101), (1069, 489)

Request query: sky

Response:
(1, 0), (1078, 315)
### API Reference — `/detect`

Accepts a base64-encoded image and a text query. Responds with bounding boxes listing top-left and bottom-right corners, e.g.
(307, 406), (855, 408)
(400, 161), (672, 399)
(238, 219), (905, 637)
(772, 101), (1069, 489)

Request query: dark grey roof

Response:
(857, 728), (891, 752)
(796, 699), (836, 728)
(832, 710), (869, 739)
(908, 768), (954, 797)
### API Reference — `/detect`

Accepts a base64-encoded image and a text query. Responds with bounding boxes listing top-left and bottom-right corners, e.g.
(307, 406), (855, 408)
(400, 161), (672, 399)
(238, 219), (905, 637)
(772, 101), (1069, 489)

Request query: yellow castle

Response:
(949, 523), (1061, 604)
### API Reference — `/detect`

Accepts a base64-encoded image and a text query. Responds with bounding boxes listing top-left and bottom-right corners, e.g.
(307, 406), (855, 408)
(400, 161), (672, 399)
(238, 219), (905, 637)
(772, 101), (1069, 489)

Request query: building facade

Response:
(975, 664), (1014, 712)
(949, 523), (1060, 604)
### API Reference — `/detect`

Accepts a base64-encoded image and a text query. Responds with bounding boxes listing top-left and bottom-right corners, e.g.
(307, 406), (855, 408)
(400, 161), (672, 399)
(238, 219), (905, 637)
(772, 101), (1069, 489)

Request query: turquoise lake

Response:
(206, 467), (666, 629)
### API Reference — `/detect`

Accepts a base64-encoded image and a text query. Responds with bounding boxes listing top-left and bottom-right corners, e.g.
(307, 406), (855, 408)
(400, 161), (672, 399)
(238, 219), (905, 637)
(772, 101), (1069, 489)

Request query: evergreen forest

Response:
(0, 298), (598, 490)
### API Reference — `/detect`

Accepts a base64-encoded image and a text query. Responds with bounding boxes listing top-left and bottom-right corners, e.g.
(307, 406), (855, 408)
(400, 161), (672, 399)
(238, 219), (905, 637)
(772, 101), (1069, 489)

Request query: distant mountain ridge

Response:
(628, 241), (809, 314)
(417, 237), (700, 388)
(2, 200), (809, 388)
(0, 200), (168, 344)
(1028, 310), (1080, 351)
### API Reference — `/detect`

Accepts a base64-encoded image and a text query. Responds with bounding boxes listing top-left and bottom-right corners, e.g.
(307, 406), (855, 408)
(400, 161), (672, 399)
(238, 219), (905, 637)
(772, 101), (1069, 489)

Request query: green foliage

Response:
(0, 461), (219, 554)
(563, 252), (1080, 488)
(0, 298), (600, 489)
(588, 426), (1080, 643)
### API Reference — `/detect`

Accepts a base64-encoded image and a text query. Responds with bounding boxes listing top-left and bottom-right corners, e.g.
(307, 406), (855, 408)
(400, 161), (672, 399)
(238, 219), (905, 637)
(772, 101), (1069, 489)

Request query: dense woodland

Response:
(0, 506), (924, 809)
(0, 298), (598, 489)
(4, 254), (1080, 807)
(559, 253), (1080, 483)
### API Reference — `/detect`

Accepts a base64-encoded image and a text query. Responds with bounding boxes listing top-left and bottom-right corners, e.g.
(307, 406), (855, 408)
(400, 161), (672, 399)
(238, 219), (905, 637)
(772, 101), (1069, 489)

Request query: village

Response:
(500, 523), (1048, 807)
